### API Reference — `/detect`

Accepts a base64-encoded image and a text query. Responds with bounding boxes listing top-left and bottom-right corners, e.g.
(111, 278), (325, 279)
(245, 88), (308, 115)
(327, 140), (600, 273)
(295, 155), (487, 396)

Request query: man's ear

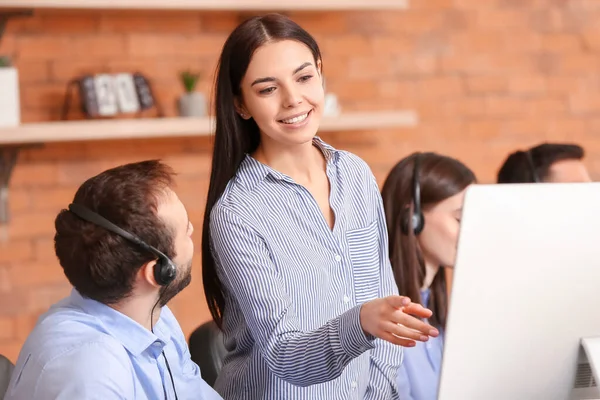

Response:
(234, 97), (251, 120)
(141, 260), (160, 288)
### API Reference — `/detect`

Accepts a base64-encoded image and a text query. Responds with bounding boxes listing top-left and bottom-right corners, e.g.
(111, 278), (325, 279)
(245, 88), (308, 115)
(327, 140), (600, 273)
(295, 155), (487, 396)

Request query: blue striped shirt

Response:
(209, 137), (403, 399)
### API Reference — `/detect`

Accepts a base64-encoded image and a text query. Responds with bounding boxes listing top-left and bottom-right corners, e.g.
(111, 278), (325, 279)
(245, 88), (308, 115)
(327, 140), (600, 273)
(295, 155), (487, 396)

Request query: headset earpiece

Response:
(400, 153), (425, 236)
(68, 203), (177, 286)
(154, 258), (176, 286)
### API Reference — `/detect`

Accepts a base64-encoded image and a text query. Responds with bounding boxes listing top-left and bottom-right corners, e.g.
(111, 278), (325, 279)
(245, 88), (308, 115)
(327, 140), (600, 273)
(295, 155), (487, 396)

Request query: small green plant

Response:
(0, 56), (12, 67)
(180, 70), (201, 93)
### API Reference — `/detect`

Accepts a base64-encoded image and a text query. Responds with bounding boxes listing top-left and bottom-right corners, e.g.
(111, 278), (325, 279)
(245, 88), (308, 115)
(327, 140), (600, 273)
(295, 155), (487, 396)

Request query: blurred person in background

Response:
(381, 152), (477, 400)
(497, 142), (591, 184)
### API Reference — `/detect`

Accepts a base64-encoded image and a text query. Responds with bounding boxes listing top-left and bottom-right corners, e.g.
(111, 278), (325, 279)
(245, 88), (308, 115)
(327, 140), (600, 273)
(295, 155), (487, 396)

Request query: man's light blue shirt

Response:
(5, 289), (222, 400)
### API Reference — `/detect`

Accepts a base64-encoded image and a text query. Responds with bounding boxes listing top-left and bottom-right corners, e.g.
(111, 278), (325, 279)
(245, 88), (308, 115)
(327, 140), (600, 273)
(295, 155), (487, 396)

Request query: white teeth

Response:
(281, 112), (309, 124)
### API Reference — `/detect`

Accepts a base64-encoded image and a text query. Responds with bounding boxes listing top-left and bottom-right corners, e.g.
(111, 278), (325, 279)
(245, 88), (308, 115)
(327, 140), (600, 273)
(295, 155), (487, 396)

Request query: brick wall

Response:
(2, 1), (600, 361)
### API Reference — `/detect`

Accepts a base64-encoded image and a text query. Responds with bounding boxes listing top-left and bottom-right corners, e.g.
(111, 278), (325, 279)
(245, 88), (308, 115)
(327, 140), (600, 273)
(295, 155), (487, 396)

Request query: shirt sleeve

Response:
(210, 205), (376, 387)
(32, 342), (134, 400)
(364, 172), (405, 400)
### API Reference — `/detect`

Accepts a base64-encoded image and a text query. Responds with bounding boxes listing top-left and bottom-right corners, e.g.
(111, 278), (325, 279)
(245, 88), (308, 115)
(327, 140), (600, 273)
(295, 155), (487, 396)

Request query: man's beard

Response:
(157, 259), (192, 307)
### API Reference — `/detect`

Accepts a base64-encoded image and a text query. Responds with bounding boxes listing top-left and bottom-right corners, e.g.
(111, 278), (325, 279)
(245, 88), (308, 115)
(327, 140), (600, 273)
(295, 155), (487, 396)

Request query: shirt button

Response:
(343, 295), (350, 303)
(351, 381), (357, 389)
(334, 254), (341, 262)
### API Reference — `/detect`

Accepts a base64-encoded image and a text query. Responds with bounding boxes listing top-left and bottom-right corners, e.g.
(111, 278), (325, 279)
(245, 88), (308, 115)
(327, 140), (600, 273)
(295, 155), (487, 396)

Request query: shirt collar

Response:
(237, 136), (339, 191)
(69, 289), (172, 356)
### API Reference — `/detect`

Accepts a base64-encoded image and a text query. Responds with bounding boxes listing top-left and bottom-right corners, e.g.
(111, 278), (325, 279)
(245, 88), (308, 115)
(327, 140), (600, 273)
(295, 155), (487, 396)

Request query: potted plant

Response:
(178, 70), (206, 117)
(0, 55), (20, 127)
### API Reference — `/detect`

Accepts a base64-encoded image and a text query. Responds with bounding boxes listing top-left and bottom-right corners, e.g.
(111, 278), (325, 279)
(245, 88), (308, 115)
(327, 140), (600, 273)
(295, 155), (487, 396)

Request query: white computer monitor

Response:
(438, 183), (600, 400)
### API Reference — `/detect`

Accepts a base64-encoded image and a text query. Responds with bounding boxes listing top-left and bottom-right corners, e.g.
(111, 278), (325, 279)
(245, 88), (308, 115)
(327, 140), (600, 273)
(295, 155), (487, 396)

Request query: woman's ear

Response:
(234, 97), (251, 120)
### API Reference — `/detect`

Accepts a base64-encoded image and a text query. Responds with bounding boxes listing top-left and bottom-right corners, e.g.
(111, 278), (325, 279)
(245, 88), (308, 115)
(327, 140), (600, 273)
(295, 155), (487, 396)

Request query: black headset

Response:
(401, 153), (425, 236)
(524, 150), (541, 183)
(68, 203), (177, 286)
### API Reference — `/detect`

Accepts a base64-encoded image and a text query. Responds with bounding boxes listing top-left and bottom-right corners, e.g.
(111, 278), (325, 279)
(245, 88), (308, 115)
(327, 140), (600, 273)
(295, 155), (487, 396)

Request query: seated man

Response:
(5, 160), (222, 400)
(497, 142), (591, 183)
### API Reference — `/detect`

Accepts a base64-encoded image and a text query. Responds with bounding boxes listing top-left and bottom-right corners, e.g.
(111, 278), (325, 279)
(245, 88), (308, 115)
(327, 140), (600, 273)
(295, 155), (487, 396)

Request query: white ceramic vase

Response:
(178, 91), (207, 117)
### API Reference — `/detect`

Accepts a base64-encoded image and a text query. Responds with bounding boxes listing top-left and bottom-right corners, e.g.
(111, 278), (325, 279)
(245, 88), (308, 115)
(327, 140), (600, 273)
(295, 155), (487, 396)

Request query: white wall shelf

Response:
(0, 0), (409, 11)
(0, 110), (418, 145)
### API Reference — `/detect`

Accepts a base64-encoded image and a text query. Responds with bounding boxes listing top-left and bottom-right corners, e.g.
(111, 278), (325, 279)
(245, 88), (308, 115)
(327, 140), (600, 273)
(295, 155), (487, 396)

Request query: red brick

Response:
(369, 36), (412, 56)
(559, 55), (599, 72)
(127, 35), (224, 58)
(72, 35), (127, 59)
(8, 262), (66, 288)
(526, 98), (566, 115)
(544, 119), (587, 141)
(49, 59), (108, 82)
(40, 13), (100, 34)
(99, 11), (201, 34)
(416, 76), (464, 98)
(20, 83), (66, 109)
(15, 313), (41, 339)
(376, 79), (417, 99)
(0, 241), (33, 263)
(287, 12), (349, 34)
(0, 318), (16, 341)
(16, 36), (75, 60)
(582, 27), (600, 51)
(27, 283), (71, 313)
(474, 9), (531, 30)
(486, 96), (527, 116)
(0, 340), (24, 364)
(0, 290), (31, 316)
(508, 75), (547, 95)
(106, 59), (207, 83)
(56, 160), (111, 186)
(465, 75), (507, 93)
(10, 163), (60, 188)
(0, 267), (10, 293)
(395, 54), (438, 75)
(530, 8), (566, 33)
(33, 239), (56, 262)
(30, 187), (76, 211)
(7, 212), (57, 240)
(438, 97), (486, 117)
(6, 189), (31, 214)
(200, 12), (241, 34)
(325, 80), (378, 102)
(321, 35), (370, 57)
(569, 93), (600, 114)
(441, 53), (531, 74)
(542, 34), (583, 52)
(546, 76), (581, 94)
(13, 61), (50, 84)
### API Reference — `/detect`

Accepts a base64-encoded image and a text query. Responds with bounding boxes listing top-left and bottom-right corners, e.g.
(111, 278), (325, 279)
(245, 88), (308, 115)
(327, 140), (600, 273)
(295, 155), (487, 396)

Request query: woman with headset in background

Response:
(381, 152), (477, 400)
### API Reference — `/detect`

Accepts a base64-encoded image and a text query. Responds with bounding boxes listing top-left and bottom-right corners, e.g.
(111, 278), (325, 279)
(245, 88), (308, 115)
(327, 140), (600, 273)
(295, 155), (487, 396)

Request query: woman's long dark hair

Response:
(202, 14), (323, 329)
(381, 152), (476, 330)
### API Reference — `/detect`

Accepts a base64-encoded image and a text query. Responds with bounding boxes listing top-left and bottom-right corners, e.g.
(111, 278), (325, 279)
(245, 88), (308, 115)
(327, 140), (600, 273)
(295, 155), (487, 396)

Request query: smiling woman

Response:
(200, 13), (439, 400)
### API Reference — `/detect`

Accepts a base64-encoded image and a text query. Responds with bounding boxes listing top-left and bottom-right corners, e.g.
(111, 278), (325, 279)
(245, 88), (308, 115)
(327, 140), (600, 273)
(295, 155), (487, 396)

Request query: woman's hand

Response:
(359, 295), (440, 347)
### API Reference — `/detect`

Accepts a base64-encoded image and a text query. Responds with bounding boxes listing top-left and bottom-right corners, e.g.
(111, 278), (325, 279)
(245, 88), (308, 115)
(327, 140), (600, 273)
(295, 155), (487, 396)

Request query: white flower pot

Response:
(0, 67), (20, 127)
(178, 91), (207, 117)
